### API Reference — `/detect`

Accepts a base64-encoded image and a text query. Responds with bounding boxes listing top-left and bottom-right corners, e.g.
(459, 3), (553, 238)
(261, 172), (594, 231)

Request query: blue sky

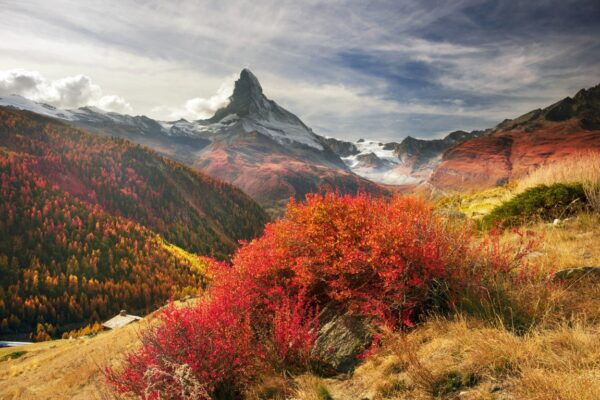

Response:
(0, 0), (599, 141)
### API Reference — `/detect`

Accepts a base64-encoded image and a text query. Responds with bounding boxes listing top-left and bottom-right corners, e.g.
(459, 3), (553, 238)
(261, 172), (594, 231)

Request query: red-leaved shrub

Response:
(108, 192), (532, 399)
(232, 192), (472, 326)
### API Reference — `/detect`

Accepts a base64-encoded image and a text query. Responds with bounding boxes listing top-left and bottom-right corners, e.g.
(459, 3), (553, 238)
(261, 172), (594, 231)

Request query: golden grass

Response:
(517, 151), (600, 192)
(291, 374), (334, 400)
(519, 213), (600, 274)
(436, 185), (514, 218)
(517, 151), (600, 212)
(0, 321), (143, 400)
(0, 300), (194, 400)
(302, 316), (600, 400)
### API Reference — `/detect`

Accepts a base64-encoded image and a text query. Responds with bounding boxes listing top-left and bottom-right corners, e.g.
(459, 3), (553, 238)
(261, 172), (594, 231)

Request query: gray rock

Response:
(311, 307), (373, 374)
(552, 266), (600, 282)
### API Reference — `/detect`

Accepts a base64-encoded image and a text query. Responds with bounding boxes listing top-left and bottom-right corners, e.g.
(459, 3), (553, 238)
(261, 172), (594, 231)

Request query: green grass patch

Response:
(481, 183), (587, 228)
(316, 385), (334, 400)
(0, 350), (27, 362)
(436, 185), (514, 218)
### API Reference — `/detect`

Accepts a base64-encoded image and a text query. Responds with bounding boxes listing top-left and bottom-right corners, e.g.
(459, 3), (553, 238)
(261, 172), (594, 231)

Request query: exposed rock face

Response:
(392, 130), (486, 173)
(430, 83), (600, 191)
(324, 137), (360, 157)
(355, 152), (390, 169)
(312, 308), (373, 374)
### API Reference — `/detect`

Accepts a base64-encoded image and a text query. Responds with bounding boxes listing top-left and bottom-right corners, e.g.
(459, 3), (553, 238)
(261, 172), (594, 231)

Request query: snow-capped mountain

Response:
(324, 130), (486, 185)
(197, 69), (327, 150)
(0, 70), (382, 212)
(326, 138), (419, 185)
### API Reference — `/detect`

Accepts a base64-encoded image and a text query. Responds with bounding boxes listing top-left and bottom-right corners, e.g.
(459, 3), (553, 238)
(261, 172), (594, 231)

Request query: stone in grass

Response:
(552, 266), (600, 282)
(311, 306), (373, 375)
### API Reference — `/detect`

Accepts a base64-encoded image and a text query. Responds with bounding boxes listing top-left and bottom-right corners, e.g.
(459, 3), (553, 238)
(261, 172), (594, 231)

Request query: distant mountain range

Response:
(325, 84), (600, 191)
(324, 130), (485, 185)
(1, 72), (599, 201)
(430, 83), (600, 190)
(0, 69), (383, 212)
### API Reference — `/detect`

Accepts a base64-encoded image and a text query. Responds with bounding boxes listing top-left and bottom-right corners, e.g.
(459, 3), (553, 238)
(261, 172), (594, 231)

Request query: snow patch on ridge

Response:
(340, 139), (420, 185)
(0, 95), (77, 120)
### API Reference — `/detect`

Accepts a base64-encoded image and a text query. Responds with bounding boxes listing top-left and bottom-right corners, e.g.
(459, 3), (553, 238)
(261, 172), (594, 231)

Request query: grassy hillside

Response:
(2, 211), (598, 400)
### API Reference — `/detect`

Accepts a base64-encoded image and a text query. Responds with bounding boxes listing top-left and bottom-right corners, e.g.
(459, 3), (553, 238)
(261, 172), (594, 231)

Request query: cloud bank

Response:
(0, 0), (598, 140)
(0, 69), (132, 113)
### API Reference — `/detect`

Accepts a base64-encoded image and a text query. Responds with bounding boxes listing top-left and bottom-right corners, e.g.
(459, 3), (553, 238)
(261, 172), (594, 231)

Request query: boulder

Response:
(311, 307), (373, 374)
(552, 266), (600, 282)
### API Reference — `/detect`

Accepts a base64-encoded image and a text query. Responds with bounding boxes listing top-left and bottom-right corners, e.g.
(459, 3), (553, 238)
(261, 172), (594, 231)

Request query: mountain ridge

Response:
(429, 83), (600, 190)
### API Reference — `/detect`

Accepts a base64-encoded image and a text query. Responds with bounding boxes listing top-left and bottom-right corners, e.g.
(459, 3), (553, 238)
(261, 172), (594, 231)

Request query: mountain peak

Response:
(206, 69), (268, 121)
(237, 68), (263, 96)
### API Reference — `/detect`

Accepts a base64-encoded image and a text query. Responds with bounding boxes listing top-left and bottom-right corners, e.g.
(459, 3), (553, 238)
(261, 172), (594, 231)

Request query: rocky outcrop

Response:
(312, 308), (373, 374)
(355, 152), (390, 169)
(324, 137), (360, 157)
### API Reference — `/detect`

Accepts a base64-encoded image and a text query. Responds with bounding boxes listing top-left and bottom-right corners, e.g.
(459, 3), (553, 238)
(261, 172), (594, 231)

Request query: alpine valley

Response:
(1, 69), (384, 213)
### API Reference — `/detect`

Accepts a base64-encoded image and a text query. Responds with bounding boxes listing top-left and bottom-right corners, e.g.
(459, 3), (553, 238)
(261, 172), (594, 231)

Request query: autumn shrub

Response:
(108, 192), (535, 399)
(232, 192), (475, 327)
(107, 258), (318, 400)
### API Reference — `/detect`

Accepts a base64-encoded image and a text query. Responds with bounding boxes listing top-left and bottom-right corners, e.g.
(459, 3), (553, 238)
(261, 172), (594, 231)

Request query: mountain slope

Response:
(430, 83), (600, 190)
(0, 70), (384, 212)
(0, 107), (268, 337)
(0, 149), (204, 337)
(0, 107), (268, 257)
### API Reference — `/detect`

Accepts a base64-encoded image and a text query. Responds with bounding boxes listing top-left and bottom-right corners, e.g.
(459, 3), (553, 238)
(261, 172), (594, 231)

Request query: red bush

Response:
(108, 192), (494, 398)
(233, 192), (472, 326)
(107, 259), (318, 399)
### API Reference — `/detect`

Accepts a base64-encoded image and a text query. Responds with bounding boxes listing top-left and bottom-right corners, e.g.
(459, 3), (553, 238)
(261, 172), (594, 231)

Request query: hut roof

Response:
(102, 311), (143, 329)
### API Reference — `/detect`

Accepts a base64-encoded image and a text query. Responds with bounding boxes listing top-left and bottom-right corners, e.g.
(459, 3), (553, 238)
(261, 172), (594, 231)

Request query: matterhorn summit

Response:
(198, 69), (326, 150)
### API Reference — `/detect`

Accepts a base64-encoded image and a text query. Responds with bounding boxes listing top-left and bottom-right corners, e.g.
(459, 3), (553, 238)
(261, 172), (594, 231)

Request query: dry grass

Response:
(291, 374), (334, 400)
(519, 213), (600, 274)
(0, 322), (143, 400)
(303, 317), (600, 400)
(517, 151), (600, 211)
(0, 301), (190, 400)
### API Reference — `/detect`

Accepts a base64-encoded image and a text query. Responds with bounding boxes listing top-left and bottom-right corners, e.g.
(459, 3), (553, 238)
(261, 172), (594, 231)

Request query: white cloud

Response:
(96, 94), (133, 114)
(162, 75), (236, 120)
(0, 68), (132, 113)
